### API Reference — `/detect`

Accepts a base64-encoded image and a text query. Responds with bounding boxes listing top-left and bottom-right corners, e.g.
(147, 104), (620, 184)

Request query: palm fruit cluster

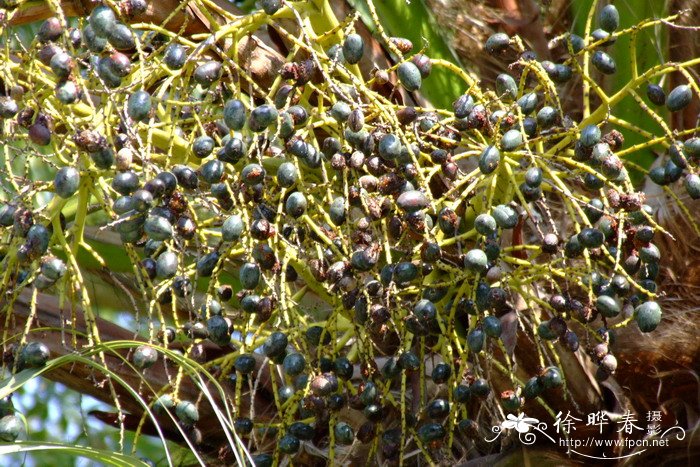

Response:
(0, 0), (698, 464)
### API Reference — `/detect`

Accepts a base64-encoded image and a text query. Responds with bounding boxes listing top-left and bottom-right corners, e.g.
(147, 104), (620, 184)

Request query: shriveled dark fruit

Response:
(18, 341), (50, 368)
(193, 61), (222, 87)
(54, 167), (80, 198)
(634, 301), (661, 332)
(397, 62), (422, 92)
(343, 33), (364, 64)
(484, 33), (510, 55)
(666, 84), (692, 112)
(132, 345), (158, 369)
(646, 84), (666, 106)
(176, 400), (199, 424)
(164, 43), (187, 69)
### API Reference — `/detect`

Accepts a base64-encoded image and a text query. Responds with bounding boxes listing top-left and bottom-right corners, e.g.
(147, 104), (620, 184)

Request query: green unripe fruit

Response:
(596, 295), (620, 318)
(107, 23), (135, 50)
(283, 353), (306, 376)
(285, 192), (307, 218)
(54, 167), (80, 198)
(127, 90), (151, 122)
(263, 331), (288, 358)
(542, 366), (563, 389)
(482, 315), (502, 338)
(592, 50), (616, 74)
(223, 99), (247, 131)
(18, 341), (50, 368)
(342, 33), (364, 64)
(492, 204), (518, 229)
(666, 84), (692, 112)
(467, 327), (485, 353)
(397, 62), (422, 92)
(685, 174), (700, 199)
(501, 129), (524, 151)
(484, 33), (510, 55)
(646, 84), (666, 106)
(192, 136), (215, 158)
(523, 376), (544, 400)
(155, 251), (178, 278)
(580, 124), (601, 147)
(175, 400), (199, 424)
(517, 92), (538, 115)
(495, 73), (517, 101)
(0, 415), (22, 442)
(193, 61), (222, 87)
(478, 145), (500, 174)
(248, 105), (278, 132)
(222, 215), (244, 241)
(144, 215), (173, 241)
(464, 249), (488, 274)
(89, 5), (116, 37)
(599, 5), (620, 32)
(239, 262), (261, 289)
(334, 422), (354, 445)
(329, 196), (346, 226)
(417, 423), (446, 443)
(635, 301), (662, 332)
(132, 345), (158, 369)
(163, 43), (187, 69)
(474, 214), (497, 236)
